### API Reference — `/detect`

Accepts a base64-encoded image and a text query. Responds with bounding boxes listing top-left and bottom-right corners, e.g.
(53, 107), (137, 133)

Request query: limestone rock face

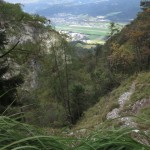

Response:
(106, 82), (137, 127)
(107, 108), (120, 119)
(132, 97), (150, 114)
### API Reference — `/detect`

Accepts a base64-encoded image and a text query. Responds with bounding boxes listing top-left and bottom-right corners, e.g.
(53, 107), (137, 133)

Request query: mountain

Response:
(22, 0), (109, 13)
(23, 0), (141, 22)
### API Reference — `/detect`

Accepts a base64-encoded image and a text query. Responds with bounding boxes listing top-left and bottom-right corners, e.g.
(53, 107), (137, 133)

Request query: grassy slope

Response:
(75, 72), (150, 130)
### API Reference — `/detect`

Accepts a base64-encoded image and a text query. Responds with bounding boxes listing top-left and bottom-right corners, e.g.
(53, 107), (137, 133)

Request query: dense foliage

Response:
(106, 9), (150, 73)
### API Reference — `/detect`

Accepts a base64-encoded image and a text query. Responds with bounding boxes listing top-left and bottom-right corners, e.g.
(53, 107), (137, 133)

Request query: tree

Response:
(109, 22), (122, 37)
(0, 31), (23, 113)
(71, 84), (85, 123)
(108, 42), (134, 73)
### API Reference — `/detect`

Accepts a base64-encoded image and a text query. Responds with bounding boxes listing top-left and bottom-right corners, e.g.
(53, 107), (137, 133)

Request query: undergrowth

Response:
(0, 116), (150, 150)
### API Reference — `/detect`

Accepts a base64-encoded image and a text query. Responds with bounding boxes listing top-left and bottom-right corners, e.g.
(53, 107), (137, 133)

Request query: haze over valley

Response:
(18, 0), (141, 44)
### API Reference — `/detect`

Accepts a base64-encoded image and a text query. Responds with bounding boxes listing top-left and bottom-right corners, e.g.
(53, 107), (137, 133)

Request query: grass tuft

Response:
(0, 116), (150, 149)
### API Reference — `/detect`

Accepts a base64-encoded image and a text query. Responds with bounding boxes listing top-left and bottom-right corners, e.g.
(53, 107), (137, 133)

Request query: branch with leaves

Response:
(0, 41), (20, 58)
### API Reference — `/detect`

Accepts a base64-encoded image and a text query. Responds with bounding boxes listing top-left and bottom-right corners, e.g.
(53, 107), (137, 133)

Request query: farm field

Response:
(56, 25), (109, 36)
(55, 22), (125, 44)
(52, 13), (127, 44)
(55, 24), (109, 44)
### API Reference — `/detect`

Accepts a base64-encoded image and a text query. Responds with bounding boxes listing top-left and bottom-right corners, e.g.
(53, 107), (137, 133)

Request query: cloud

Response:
(5, 0), (39, 4)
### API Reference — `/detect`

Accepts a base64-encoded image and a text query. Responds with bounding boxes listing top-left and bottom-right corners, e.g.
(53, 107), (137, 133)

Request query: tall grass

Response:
(0, 116), (69, 150)
(75, 127), (150, 150)
(0, 116), (149, 150)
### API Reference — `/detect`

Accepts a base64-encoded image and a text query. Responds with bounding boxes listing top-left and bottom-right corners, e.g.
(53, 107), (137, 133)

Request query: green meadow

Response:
(56, 25), (109, 35)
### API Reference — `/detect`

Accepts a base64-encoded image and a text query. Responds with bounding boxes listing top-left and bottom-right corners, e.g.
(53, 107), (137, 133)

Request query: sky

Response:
(5, 0), (39, 4)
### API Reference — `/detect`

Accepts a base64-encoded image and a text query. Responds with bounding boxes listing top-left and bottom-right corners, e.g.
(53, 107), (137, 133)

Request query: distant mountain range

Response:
(23, 0), (141, 22)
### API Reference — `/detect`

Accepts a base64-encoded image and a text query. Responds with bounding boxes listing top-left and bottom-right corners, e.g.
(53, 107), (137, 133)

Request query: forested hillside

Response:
(0, 0), (150, 149)
(74, 7), (150, 130)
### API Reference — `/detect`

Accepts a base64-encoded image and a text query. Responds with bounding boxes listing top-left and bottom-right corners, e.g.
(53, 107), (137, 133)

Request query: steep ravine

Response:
(73, 72), (150, 135)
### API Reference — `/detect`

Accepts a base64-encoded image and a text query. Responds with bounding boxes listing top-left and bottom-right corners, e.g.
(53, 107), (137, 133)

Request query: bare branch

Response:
(0, 41), (20, 58)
